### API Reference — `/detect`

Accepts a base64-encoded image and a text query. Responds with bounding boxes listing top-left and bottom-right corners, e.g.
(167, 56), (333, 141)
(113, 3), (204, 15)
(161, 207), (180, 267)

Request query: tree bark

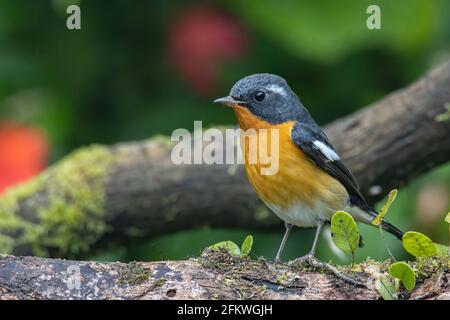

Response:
(0, 61), (449, 257)
(0, 252), (448, 300)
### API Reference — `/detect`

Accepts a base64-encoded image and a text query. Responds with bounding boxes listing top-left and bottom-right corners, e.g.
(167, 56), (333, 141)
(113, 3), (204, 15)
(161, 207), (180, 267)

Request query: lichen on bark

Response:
(0, 145), (115, 256)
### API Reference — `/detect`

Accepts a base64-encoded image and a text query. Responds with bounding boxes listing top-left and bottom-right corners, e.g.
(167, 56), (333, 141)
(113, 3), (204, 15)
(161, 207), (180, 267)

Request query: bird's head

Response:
(214, 73), (308, 125)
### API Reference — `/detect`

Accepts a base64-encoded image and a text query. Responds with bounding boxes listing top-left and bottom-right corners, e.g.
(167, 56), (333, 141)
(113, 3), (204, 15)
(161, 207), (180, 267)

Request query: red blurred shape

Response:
(168, 6), (248, 96)
(0, 121), (49, 194)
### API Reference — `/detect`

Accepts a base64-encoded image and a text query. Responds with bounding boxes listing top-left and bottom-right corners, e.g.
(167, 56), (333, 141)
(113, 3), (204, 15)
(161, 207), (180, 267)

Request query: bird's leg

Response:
(290, 221), (323, 264)
(289, 221), (365, 287)
(274, 222), (293, 262)
(309, 220), (323, 257)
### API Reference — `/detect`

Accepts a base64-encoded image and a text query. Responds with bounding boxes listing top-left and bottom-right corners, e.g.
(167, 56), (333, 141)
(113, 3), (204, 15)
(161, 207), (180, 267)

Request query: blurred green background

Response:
(0, 0), (449, 263)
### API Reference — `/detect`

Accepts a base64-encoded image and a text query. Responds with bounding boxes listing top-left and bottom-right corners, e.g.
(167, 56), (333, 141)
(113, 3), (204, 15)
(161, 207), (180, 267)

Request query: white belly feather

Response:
(264, 198), (375, 228)
(263, 199), (345, 228)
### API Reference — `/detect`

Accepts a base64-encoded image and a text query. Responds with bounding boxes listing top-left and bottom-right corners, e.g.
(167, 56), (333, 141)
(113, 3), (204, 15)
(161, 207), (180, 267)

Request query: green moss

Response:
(153, 277), (167, 287)
(198, 249), (449, 298)
(435, 103), (450, 122)
(0, 145), (115, 256)
(119, 261), (151, 285)
(339, 257), (392, 274)
(0, 234), (15, 254)
(412, 256), (448, 280)
(198, 248), (298, 299)
(276, 272), (290, 284)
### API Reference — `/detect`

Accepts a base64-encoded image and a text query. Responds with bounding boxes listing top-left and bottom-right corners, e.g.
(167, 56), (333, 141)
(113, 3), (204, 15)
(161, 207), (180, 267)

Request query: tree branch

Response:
(1, 251), (448, 300)
(0, 61), (449, 257)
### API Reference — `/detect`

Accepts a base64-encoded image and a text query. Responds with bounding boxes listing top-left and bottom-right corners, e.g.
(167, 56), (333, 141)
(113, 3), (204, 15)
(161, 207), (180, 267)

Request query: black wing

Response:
(290, 121), (405, 239)
(290, 122), (368, 208)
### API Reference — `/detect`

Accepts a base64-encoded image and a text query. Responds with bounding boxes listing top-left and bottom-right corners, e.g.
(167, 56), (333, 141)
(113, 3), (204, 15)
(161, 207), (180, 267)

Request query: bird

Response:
(214, 73), (404, 265)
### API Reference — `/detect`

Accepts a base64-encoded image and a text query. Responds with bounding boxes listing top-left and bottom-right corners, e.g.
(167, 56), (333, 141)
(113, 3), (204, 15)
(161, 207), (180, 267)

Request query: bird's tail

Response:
(350, 201), (404, 240)
(380, 220), (404, 240)
(369, 209), (404, 240)
(349, 195), (404, 240)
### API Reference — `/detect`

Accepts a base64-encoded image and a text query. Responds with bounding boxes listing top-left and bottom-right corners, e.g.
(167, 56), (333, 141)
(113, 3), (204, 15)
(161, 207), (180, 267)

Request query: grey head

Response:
(214, 73), (311, 124)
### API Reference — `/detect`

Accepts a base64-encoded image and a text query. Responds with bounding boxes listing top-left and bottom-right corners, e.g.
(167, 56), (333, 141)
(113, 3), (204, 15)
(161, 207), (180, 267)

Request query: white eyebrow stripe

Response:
(266, 84), (287, 97)
(313, 140), (340, 161)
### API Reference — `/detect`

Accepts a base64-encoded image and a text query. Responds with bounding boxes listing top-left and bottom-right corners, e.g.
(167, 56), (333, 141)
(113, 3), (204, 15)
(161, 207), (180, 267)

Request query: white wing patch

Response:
(266, 84), (287, 97)
(313, 140), (340, 162)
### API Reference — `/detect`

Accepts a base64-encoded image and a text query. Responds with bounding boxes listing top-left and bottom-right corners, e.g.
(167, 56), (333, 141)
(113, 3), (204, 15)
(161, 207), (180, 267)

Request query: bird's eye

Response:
(254, 91), (266, 102)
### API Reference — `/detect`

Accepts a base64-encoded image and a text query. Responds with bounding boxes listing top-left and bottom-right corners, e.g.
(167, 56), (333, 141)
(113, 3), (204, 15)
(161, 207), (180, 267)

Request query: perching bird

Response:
(214, 73), (403, 264)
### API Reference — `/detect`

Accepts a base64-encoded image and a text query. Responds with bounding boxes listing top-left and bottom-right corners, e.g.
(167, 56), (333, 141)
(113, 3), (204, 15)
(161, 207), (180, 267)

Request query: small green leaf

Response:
(209, 241), (241, 256)
(372, 189), (397, 226)
(388, 262), (416, 291)
(240, 235), (253, 257)
(376, 275), (397, 300)
(445, 212), (450, 224)
(434, 243), (449, 257)
(331, 211), (360, 259)
(402, 231), (437, 257)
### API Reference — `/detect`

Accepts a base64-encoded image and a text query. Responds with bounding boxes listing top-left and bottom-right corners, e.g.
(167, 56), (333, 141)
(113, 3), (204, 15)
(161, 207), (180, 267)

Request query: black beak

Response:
(213, 96), (245, 107)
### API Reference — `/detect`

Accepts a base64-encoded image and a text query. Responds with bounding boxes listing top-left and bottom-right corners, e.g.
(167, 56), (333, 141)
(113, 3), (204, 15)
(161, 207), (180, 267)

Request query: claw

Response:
(288, 254), (313, 266)
(289, 255), (366, 287)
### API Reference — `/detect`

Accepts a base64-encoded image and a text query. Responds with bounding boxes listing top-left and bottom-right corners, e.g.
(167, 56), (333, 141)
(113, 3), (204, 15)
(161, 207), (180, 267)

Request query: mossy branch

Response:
(0, 251), (448, 300)
(1, 61), (450, 258)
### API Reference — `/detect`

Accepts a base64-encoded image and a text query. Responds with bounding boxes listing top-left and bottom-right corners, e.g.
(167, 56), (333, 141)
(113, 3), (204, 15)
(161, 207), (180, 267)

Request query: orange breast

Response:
(234, 106), (348, 212)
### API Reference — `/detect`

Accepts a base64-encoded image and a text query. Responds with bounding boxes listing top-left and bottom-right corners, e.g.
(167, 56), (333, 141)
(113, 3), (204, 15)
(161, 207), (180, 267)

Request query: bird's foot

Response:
(289, 255), (366, 287)
(288, 253), (314, 266)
